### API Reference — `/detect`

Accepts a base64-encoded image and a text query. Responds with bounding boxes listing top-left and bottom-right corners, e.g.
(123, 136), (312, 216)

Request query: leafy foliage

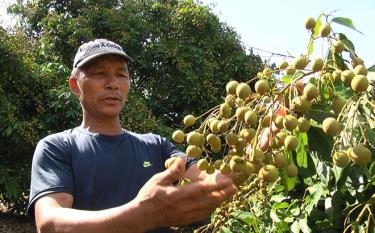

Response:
(0, 0), (263, 214)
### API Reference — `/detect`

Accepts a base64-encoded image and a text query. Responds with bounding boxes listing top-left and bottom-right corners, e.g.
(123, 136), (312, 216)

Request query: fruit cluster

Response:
(166, 15), (374, 188)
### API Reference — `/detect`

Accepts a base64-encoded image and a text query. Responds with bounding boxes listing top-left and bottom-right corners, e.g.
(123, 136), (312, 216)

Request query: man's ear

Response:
(69, 77), (80, 96)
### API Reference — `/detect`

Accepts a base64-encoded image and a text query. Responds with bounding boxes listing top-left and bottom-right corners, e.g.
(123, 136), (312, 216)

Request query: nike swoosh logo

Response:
(143, 161), (153, 167)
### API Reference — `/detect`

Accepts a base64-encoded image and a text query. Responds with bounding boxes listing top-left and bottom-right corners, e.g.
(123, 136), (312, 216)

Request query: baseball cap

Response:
(73, 39), (134, 68)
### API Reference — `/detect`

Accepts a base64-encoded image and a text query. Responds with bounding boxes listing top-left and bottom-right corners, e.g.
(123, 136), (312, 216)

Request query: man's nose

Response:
(106, 74), (119, 89)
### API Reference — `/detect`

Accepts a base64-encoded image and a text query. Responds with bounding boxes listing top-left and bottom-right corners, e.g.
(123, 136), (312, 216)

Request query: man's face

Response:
(71, 55), (130, 118)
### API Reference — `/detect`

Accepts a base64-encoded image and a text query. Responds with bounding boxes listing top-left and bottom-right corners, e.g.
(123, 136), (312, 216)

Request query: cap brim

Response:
(75, 51), (134, 68)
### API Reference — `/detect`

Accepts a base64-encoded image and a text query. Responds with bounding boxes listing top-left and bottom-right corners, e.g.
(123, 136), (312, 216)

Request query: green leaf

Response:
(368, 65), (375, 72)
(272, 202), (289, 209)
(271, 194), (287, 202)
(285, 176), (297, 191)
(331, 17), (363, 35)
(307, 37), (314, 55)
(312, 14), (323, 38)
(364, 127), (375, 148)
(270, 209), (281, 222)
(291, 220), (300, 233)
(220, 226), (232, 233)
(298, 217), (312, 233)
(281, 75), (292, 84)
(284, 217), (294, 223)
(232, 211), (254, 225)
(296, 132), (308, 168)
(306, 183), (329, 214)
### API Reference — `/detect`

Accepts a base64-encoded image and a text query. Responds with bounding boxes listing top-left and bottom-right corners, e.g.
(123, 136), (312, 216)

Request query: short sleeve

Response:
(159, 136), (197, 169)
(27, 134), (74, 217)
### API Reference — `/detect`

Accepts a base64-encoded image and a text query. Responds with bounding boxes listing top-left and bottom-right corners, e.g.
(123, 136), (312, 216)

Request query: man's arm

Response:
(35, 157), (237, 233)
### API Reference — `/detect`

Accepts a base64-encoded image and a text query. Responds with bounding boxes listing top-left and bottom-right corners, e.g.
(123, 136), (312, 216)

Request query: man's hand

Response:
(134, 157), (237, 228)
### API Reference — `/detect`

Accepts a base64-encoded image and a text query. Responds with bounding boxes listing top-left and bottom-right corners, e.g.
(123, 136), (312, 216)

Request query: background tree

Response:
(0, 0), (263, 213)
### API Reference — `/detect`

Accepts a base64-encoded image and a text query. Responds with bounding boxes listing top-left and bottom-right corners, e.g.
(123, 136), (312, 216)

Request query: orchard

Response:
(167, 13), (375, 232)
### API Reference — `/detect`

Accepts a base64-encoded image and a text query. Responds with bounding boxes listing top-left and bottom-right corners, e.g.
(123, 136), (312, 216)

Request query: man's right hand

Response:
(134, 157), (238, 228)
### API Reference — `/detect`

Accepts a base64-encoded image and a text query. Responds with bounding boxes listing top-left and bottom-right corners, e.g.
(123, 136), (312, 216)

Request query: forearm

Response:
(38, 200), (155, 233)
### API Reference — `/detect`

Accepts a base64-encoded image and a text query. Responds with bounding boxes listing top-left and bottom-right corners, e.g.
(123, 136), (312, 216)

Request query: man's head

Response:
(73, 39), (133, 69)
(69, 39), (133, 119)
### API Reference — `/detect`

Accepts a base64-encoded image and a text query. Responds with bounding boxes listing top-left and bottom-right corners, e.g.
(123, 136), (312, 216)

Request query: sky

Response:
(199, 0), (375, 67)
(1, 0), (374, 67)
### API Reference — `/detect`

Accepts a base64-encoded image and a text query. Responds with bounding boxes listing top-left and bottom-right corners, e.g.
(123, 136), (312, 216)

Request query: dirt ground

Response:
(0, 213), (36, 233)
(0, 215), (196, 233)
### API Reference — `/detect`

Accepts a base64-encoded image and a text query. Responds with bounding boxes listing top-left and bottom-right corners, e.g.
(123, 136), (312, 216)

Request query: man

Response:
(28, 39), (237, 233)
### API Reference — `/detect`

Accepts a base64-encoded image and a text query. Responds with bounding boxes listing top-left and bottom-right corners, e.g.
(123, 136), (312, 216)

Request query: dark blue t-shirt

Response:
(28, 126), (194, 232)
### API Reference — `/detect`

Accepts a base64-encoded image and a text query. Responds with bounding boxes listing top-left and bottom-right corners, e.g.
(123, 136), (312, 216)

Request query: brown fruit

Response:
(294, 55), (308, 70)
(240, 128), (256, 143)
(220, 103), (231, 119)
(214, 159), (223, 170)
(311, 58), (324, 72)
(331, 40), (345, 54)
(303, 83), (319, 101)
(183, 115), (196, 126)
(207, 134), (220, 147)
(261, 115), (272, 128)
(273, 153), (288, 168)
(279, 61), (288, 70)
(284, 135), (298, 151)
(351, 75), (369, 92)
(304, 17), (316, 30)
(230, 156), (245, 173)
(258, 165), (279, 183)
(206, 165), (215, 174)
(236, 83), (251, 100)
(319, 23), (331, 37)
(186, 145), (202, 158)
(291, 96), (312, 113)
(255, 80), (270, 95)
(251, 148), (265, 162)
(236, 138), (247, 152)
(209, 119), (220, 134)
(186, 132), (204, 146)
(210, 145), (221, 153)
(322, 117), (341, 136)
(225, 94), (236, 107)
(341, 70), (355, 86)
(351, 57), (364, 68)
(332, 70), (342, 81)
(172, 130), (185, 143)
(332, 98), (345, 115)
(283, 115), (298, 131)
(354, 65), (368, 76)
(244, 110), (257, 126)
(164, 157), (178, 169)
(286, 66), (296, 75)
(333, 151), (350, 168)
(275, 131), (287, 146)
(219, 163), (231, 175)
(348, 144), (372, 166)
(197, 159), (209, 171)
(236, 106), (250, 122)
(225, 133), (239, 146)
(286, 164), (298, 177)
(298, 117), (310, 132)
(226, 80), (239, 95)
(217, 120), (229, 133)
(263, 67), (273, 77)
(275, 115), (284, 129)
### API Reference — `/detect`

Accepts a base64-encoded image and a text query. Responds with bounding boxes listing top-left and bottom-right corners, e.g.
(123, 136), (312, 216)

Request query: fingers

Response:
(178, 176), (237, 202)
(158, 157), (186, 185)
